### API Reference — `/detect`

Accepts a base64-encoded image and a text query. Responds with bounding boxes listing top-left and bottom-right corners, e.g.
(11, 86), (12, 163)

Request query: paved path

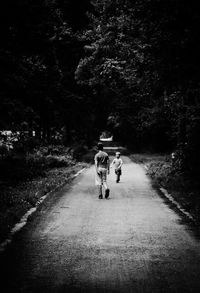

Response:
(1, 156), (200, 292)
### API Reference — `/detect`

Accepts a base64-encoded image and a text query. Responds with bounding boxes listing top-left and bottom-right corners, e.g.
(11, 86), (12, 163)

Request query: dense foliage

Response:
(76, 0), (200, 174)
(0, 0), (93, 144)
(1, 0), (200, 175)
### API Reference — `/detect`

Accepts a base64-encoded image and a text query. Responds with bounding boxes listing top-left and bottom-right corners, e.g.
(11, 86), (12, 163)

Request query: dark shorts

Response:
(115, 169), (122, 175)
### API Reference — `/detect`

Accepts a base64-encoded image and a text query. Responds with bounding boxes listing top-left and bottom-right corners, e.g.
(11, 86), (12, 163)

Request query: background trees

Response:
(76, 0), (200, 173)
(1, 0), (200, 174)
(0, 0), (92, 144)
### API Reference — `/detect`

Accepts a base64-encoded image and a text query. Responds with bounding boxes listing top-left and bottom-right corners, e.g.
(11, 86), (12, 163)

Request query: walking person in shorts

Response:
(111, 152), (123, 183)
(94, 143), (110, 199)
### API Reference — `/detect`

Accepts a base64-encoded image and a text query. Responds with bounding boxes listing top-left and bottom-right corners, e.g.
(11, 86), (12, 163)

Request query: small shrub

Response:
(0, 144), (9, 158)
(70, 143), (88, 160)
(45, 155), (75, 168)
(26, 152), (75, 170)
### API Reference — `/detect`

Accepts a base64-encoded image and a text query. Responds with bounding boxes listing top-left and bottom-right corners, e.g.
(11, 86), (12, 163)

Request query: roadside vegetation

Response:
(0, 144), (89, 242)
(131, 153), (200, 223)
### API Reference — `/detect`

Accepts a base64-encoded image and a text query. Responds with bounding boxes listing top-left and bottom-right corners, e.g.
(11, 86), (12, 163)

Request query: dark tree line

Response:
(0, 0), (94, 144)
(1, 0), (200, 174)
(76, 0), (200, 174)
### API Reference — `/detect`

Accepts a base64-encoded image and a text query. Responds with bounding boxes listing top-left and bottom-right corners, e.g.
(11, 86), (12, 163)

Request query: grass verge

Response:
(130, 153), (200, 223)
(0, 146), (89, 243)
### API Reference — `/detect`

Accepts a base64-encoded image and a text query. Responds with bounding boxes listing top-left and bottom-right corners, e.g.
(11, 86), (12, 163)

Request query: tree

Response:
(0, 0), (93, 144)
(76, 0), (200, 161)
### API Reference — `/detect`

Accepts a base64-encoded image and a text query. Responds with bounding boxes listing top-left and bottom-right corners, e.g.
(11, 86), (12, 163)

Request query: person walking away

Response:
(111, 152), (123, 183)
(94, 143), (110, 199)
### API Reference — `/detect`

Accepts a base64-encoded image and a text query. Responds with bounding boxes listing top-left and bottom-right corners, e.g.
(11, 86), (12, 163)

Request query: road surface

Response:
(1, 156), (200, 293)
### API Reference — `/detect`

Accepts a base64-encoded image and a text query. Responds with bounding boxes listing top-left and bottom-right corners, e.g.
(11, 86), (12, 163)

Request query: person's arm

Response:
(107, 157), (110, 174)
(94, 155), (100, 175)
(110, 158), (115, 168)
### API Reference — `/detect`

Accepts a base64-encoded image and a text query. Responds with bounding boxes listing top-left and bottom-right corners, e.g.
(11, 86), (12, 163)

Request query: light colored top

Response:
(94, 151), (109, 169)
(111, 158), (123, 170)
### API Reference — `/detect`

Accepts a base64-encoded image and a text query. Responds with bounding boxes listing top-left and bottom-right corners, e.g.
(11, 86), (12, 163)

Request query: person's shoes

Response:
(105, 189), (110, 199)
(99, 194), (103, 199)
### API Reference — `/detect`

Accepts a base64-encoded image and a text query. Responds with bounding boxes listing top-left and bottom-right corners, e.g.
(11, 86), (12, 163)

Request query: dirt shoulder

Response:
(130, 153), (200, 223)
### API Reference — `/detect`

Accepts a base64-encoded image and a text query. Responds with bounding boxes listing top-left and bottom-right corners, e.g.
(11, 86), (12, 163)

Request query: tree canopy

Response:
(1, 0), (200, 173)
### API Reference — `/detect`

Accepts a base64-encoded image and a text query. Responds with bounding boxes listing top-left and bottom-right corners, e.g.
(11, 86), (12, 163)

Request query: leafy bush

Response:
(147, 161), (172, 186)
(0, 144), (9, 157)
(26, 153), (75, 170)
(0, 145), (76, 182)
(70, 142), (89, 160)
(35, 145), (71, 157)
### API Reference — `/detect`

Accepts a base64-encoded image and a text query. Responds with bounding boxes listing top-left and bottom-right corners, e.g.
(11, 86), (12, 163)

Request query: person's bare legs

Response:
(103, 181), (110, 199)
(97, 169), (109, 199)
(98, 184), (103, 199)
(103, 181), (108, 190)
